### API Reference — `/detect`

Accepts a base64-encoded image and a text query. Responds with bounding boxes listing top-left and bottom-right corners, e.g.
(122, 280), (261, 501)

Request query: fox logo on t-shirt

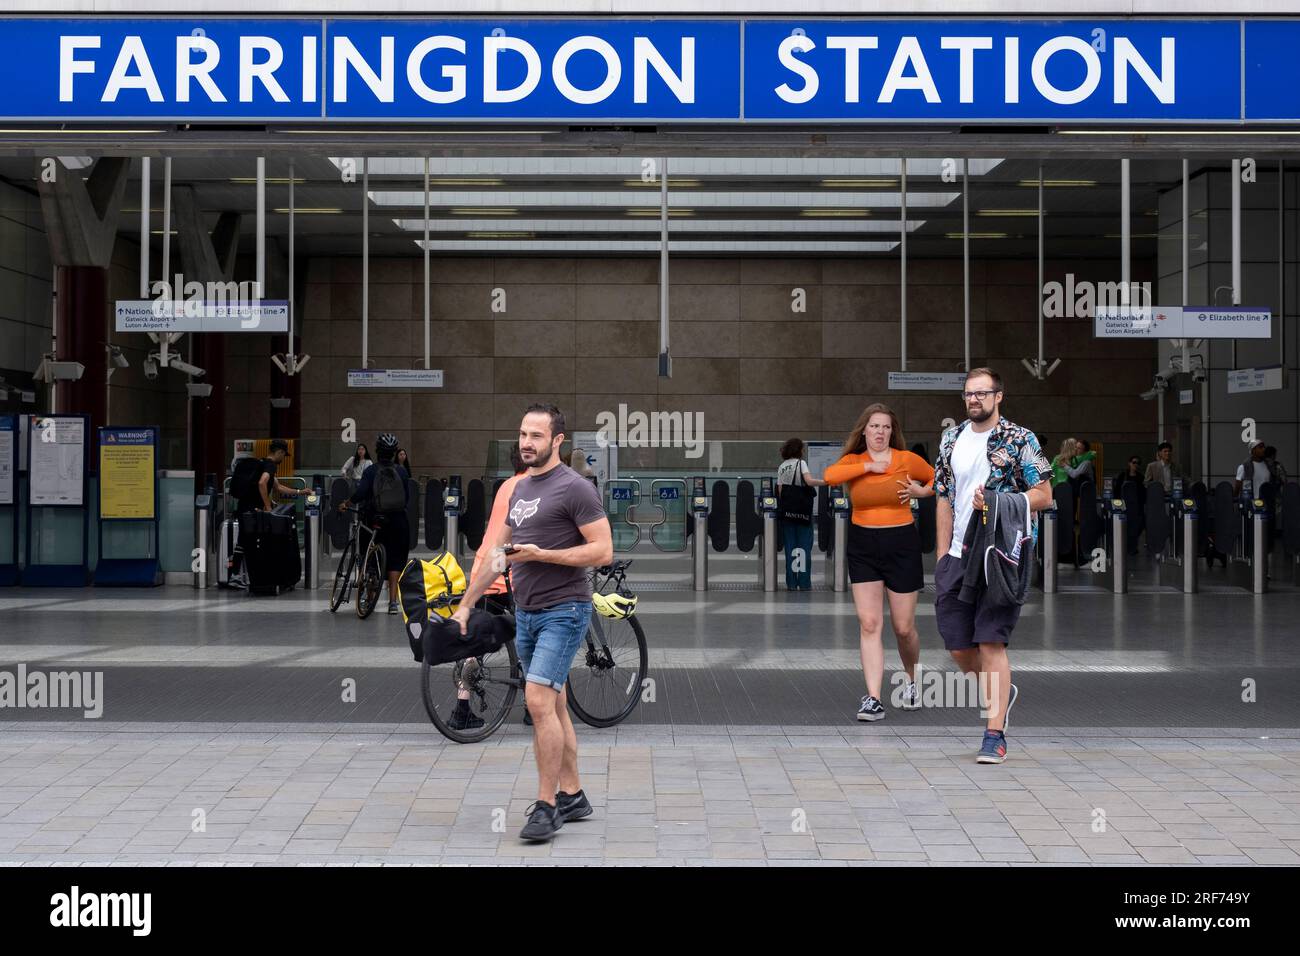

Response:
(509, 497), (541, 525)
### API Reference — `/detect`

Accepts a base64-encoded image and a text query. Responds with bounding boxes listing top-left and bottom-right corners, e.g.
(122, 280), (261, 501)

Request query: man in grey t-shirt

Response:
(452, 403), (612, 843)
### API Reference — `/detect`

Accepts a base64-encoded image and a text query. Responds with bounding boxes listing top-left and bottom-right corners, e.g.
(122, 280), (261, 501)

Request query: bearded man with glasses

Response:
(931, 368), (1053, 764)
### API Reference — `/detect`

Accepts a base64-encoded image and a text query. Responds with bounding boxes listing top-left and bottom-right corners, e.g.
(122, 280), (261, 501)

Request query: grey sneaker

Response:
(387, 600), (399, 615)
(900, 680), (921, 711)
(857, 695), (886, 722)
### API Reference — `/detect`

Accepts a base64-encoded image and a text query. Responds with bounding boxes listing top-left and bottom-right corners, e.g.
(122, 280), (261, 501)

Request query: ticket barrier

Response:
(758, 478), (778, 592)
(829, 493), (851, 592)
(444, 475), (463, 557)
(691, 476), (709, 592)
(1037, 505), (1058, 594)
(1092, 497), (1128, 594)
(304, 490), (322, 590)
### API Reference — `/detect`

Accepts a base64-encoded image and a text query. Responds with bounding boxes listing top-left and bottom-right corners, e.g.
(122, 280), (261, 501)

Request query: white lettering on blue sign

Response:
(7, 17), (1297, 121)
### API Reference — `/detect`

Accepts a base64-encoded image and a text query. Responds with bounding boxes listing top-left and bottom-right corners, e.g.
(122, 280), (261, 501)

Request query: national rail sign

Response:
(2, 17), (1299, 122)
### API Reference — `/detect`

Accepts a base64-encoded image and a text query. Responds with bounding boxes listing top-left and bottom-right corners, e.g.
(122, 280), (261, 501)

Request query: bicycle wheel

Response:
(566, 613), (648, 728)
(422, 641), (520, 744)
(328, 540), (356, 612)
(356, 543), (385, 619)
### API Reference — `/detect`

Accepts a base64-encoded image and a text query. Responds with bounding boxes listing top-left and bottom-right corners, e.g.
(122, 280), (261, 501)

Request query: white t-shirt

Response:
(948, 426), (993, 558)
(777, 458), (810, 486)
(1235, 460), (1272, 490)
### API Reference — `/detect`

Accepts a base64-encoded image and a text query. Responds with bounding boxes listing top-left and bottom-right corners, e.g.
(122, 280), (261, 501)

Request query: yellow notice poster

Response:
(100, 429), (155, 519)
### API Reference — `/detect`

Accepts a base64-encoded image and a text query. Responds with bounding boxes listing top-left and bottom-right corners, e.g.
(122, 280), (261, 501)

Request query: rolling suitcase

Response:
(239, 511), (301, 595)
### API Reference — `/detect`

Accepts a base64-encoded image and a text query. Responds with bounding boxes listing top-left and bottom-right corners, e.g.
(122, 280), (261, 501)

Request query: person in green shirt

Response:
(1068, 439), (1097, 490)
(1050, 438), (1078, 487)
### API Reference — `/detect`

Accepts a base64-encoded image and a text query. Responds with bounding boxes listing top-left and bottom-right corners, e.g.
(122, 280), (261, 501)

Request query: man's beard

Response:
(968, 405), (994, 424)
(525, 444), (554, 469)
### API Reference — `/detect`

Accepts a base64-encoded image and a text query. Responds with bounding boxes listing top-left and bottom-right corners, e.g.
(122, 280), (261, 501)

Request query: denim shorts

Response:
(514, 601), (592, 692)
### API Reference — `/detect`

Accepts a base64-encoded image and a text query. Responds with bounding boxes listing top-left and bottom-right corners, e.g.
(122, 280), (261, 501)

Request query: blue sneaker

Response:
(976, 730), (1008, 764)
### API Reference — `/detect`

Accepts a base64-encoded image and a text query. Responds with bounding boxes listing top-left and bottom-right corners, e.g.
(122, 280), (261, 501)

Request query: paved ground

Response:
(1, 547), (1298, 865)
(1, 725), (1298, 866)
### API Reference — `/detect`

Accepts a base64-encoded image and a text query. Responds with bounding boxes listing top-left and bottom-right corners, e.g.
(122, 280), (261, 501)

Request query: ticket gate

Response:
(1037, 504), (1058, 594)
(829, 492), (851, 592)
(691, 476), (709, 592)
(757, 478), (778, 592)
(444, 476), (463, 557)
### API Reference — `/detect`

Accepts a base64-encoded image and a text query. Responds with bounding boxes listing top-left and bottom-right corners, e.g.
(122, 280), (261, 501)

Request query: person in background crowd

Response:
(341, 444), (372, 482)
(339, 433), (410, 615)
(1115, 455), (1146, 555)
(775, 438), (828, 591)
(1264, 446), (1288, 484)
(1235, 440), (1278, 497)
(1144, 441), (1181, 494)
(822, 406), (934, 722)
(1050, 438), (1078, 488)
(1114, 455), (1145, 497)
(395, 447), (412, 474)
(1067, 439), (1097, 492)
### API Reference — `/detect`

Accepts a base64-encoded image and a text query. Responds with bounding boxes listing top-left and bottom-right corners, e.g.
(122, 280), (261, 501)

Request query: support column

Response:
(37, 157), (129, 435)
(174, 187), (242, 488)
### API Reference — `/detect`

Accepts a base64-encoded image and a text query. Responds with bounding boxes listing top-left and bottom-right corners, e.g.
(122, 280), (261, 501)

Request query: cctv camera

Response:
(168, 358), (206, 378)
(1153, 373), (1168, 389)
(143, 357), (159, 381)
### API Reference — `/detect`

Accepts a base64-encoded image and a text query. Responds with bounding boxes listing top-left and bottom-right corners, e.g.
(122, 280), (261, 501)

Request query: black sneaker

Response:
(556, 789), (593, 822)
(519, 801), (563, 842)
(856, 695), (886, 722)
(447, 705), (484, 731)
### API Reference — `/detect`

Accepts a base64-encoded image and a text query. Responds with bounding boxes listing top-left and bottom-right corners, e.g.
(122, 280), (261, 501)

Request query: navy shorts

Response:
(933, 552), (1022, 651)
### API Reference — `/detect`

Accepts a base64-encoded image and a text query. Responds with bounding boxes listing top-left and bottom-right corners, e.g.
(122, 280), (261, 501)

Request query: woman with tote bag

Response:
(776, 439), (827, 590)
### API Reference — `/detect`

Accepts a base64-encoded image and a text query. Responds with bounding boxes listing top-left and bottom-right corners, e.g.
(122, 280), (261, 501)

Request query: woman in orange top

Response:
(823, 403), (934, 723)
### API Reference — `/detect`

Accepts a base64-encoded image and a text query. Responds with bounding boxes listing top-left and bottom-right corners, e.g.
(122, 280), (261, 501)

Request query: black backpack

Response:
(373, 463), (406, 512)
(229, 457), (266, 501)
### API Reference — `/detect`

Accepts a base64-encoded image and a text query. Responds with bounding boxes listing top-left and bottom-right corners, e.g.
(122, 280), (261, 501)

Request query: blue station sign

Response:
(0, 17), (1296, 123)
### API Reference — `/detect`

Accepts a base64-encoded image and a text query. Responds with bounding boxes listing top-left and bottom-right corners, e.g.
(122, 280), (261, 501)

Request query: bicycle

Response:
(329, 506), (387, 619)
(419, 559), (649, 744)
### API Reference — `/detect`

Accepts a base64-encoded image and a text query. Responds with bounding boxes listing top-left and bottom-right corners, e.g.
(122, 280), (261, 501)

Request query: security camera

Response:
(168, 358), (206, 378)
(107, 345), (129, 369)
(1153, 373), (1168, 390)
(143, 356), (159, 381)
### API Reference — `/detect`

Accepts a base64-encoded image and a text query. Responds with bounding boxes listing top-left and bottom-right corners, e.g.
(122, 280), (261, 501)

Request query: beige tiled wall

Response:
(298, 256), (1158, 477)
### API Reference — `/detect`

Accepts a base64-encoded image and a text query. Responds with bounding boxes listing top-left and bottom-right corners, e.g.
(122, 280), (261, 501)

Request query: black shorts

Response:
(847, 523), (924, 593)
(361, 512), (410, 575)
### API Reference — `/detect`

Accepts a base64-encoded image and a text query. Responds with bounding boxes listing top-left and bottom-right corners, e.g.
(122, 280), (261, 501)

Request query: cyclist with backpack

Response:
(339, 433), (410, 615)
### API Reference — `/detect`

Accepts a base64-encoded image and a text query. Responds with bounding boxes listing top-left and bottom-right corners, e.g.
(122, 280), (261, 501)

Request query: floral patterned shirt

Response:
(933, 416), (1051, 503)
